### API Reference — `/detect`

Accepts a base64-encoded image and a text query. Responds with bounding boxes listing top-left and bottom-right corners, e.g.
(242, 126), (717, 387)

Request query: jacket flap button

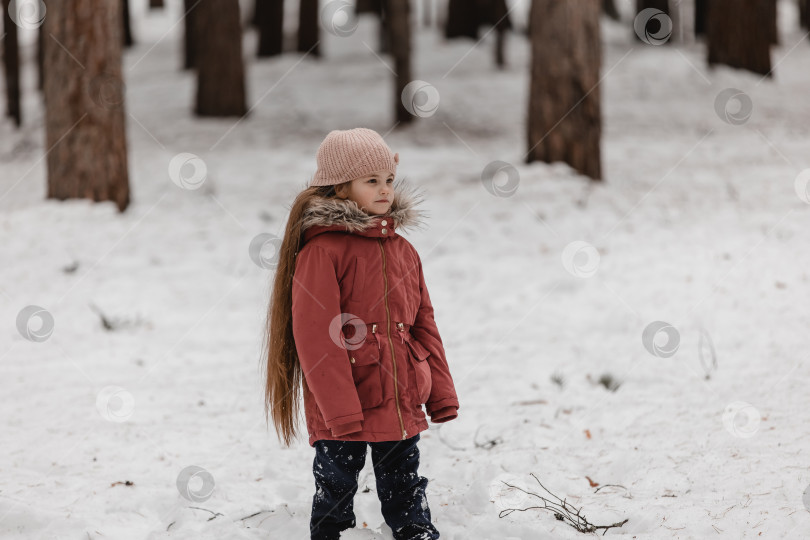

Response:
(381, 219), (388, 226)
(350, 357), (356, 363)
(381, 228), (387, 234)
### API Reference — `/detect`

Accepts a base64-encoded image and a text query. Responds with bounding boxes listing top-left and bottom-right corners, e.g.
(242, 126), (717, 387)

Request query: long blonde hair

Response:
(261, 182), (353, 447)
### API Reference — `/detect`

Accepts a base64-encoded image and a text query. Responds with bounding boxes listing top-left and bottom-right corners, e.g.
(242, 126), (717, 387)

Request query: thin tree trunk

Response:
(195, 0), (247, 116)
(38, 24), (44, 91)
(491, 0), (512, 68)
(707, 0), (772, 77)
(380, 0), (391, 54)
(603, 0), (620, 20)
(257, 0), (284, 56)
(768, 0), (778, 44)
(123, 0), (134, 47)
(150, 0), (165, 8)
(183, 0), (198, 69)
(2, 0), (22, 126)
(43, 0), (130, 211)
(695, 0), (707, 36)
(445, 0), (479, 39)
(388, 0), (412, 124)
(800, 0), (809, 28)
(297, 0), (320, 56)
(527, 0), (602, 181)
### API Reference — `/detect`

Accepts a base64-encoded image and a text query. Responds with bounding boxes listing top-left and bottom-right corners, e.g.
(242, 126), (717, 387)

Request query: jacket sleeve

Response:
(410, 250), (460, 423)
(292, 244), (364, 435)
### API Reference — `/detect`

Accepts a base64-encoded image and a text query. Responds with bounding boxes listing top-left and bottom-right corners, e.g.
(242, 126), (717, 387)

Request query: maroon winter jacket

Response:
(291, 182), (460, 447)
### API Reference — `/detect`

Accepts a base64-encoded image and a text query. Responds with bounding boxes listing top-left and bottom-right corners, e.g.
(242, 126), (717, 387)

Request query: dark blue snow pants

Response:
(309, 433), (440, 540)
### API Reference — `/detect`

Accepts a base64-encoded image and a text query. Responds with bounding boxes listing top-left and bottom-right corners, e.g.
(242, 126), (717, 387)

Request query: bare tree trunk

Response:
(123, 0), (134, 47)
(445, 0), (479, 38)
(150, 0), (165, 8)
(380, 0), (392, 54)
(768, 0), (778, 44)
(183, 0), (198, 69)
(695, 0), (707, 36)
(43, 0), (130, 211)
(297, 0), (320, 56)
(800, 0), (810, 28)
(257, 0), (284, 56)
(603, 0), (620, 20)
(707, 0), (772, 77)
(491, 0), (512, 68)
(2, 0), (22, 126)
(527, 0), (602, 181)
(388, 0), (412, 124)
(195, 0), (247, 116)
(37, 24), (44, 91)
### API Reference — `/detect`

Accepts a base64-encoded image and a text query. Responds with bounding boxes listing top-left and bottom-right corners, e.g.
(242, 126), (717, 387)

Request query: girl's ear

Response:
(393, 152), (399, 165)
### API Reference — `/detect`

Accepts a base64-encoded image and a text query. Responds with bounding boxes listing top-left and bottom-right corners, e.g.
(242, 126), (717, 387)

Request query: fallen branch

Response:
(498, 472), (628, 535)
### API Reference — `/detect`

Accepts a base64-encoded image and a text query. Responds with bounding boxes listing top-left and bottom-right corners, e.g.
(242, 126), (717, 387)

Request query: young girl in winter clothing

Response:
(262, 128), (460, 540)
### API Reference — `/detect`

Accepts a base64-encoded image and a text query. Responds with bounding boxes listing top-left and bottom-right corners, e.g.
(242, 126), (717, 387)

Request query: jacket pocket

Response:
(350, 257), (366, 302)
(348, 339), (383, 409)
(405, 337), (432, 405)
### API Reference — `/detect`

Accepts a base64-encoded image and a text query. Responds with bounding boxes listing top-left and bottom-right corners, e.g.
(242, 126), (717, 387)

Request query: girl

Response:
(261, 127), (460, 540)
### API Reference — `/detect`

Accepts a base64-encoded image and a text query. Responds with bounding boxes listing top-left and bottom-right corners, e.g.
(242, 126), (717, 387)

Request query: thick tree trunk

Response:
(2, 0), (22, 126)
(445, 0), (479, 39)
(800, 0), (810, 28)
(195, 0), (247, 116)
(257, 0), (284, 56)
(695, 0), (707, 36)
(43, 0), (130, 211)
(768, 0), (778, 44)
(297, 0), (320, 56)
(388, 0), (413, 124)
(603, 0), (620, 20)
(527, 0), (602, 181)
(123, 0), (134, 47)
(633, 0), (672, 45)
(707, 0), (772, 77)
(183, 0), (198, 69)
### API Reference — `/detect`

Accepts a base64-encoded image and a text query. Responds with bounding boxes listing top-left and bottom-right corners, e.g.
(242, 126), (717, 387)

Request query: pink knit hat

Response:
(311, 127), (400, 186)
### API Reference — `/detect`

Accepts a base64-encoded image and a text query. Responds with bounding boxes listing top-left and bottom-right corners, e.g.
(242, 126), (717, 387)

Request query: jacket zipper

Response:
(378, 238), (407, 440)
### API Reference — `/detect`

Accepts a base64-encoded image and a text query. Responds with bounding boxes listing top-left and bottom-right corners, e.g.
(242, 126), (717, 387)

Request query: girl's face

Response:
(337, 169), (394, 216)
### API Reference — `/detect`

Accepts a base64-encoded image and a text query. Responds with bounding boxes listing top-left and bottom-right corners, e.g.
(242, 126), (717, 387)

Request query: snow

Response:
(2, 0), (810, 538)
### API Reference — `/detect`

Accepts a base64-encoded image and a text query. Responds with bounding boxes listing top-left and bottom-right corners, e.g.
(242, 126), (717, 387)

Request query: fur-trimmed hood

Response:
(300, 179), (428, 243)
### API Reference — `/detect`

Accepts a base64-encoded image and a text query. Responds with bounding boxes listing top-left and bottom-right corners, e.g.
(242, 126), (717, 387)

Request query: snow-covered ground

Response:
(2, 0), (809, 538)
